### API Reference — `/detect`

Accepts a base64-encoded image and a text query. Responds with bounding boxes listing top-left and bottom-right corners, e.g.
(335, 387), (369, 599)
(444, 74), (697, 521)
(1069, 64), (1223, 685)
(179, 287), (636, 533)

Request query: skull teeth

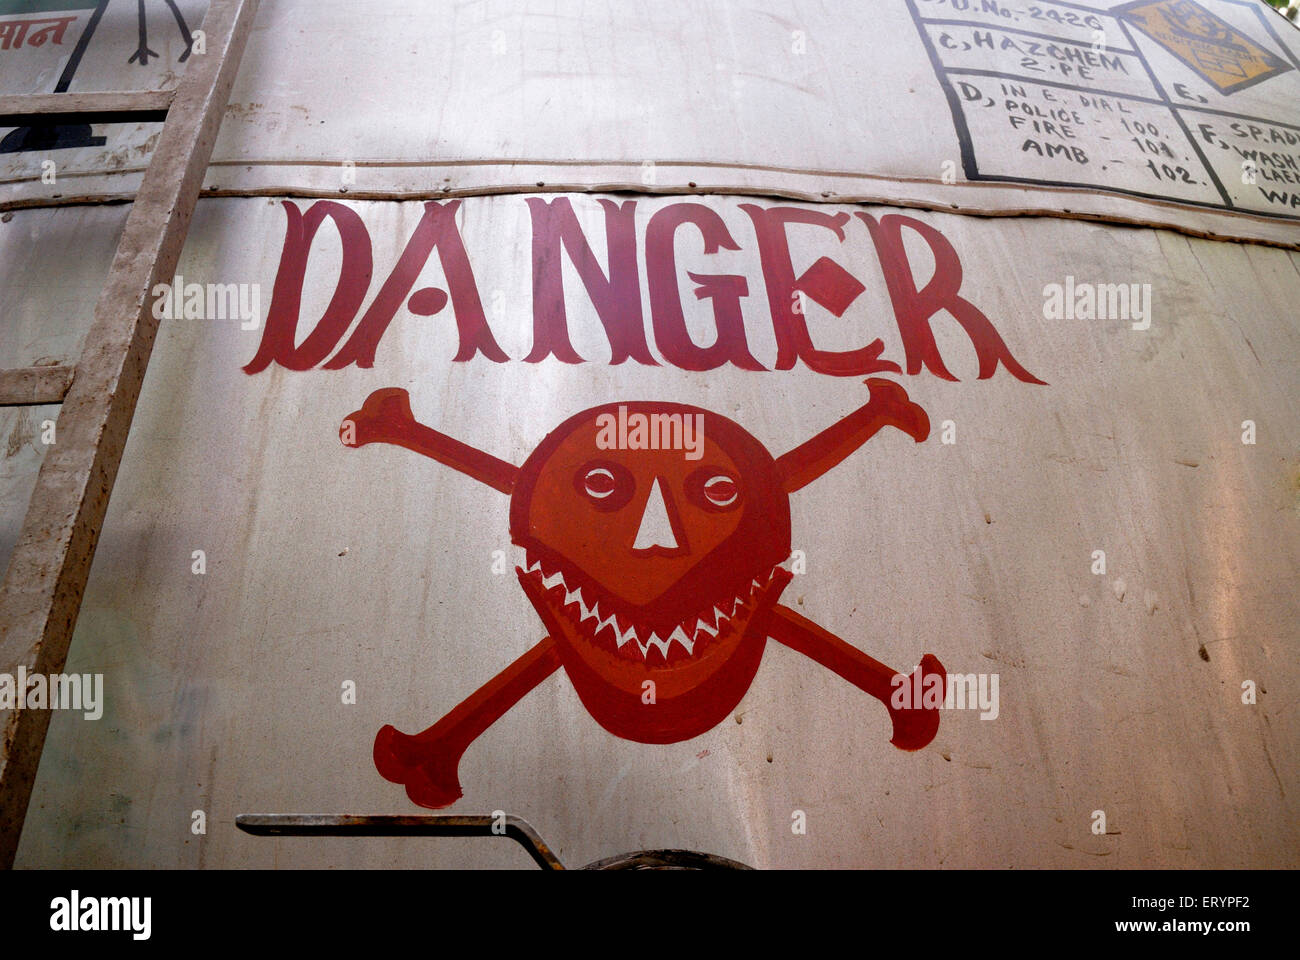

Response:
(669, 625), (694, 654)
(615, 620), (638, 648)
(637, 624), (695, 660)
(594, 611), (615, 635)
(524, 554), (782, 664)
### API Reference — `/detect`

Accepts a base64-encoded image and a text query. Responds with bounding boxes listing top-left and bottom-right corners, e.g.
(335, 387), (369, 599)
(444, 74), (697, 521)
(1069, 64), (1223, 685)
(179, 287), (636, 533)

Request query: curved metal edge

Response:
(581, 849), (754, 870)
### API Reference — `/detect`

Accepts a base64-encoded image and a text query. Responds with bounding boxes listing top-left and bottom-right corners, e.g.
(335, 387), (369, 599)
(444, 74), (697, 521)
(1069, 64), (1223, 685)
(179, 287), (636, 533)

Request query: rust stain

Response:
(223, 101), (264, 120)
(5, 410), (33, 458)
(133, 133), (161, 157)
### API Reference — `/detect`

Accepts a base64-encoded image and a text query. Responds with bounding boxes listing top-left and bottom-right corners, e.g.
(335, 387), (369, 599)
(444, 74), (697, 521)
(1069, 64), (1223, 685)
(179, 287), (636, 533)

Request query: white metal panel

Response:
(2, 193), (1295, 867)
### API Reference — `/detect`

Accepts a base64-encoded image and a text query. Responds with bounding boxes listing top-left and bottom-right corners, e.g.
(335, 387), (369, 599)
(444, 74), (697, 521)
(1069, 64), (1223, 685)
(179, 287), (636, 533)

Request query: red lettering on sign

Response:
(246, 200), (507, 373)
(645, 202), (763, 371)
(858, 212), (1046, 385)
(740, 203), (900, 377)
(525, 197), (655, 365)
(245, 198), (1045, 386)
(243, 200), (373, 373)
(326, 200), (507, 368)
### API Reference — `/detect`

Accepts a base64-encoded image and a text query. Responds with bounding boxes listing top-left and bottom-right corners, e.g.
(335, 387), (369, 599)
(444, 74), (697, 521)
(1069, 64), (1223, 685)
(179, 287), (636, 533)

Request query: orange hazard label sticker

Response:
(1116, 0), (1292, 95)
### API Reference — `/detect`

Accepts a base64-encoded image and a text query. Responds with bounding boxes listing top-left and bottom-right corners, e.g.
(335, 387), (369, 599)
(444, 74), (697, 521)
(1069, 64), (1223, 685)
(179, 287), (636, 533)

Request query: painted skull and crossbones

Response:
(340, 377), (946, 808)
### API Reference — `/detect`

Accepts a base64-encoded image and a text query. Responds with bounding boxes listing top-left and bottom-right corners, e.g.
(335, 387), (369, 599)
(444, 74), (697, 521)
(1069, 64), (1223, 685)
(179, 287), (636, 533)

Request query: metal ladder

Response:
(0, 0), (260, 868)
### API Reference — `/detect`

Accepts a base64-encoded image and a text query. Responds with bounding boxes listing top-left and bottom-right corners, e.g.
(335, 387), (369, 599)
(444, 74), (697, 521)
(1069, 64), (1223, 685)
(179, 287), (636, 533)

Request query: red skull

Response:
(510, 403), (793, 742)
(341, 379), (944, 809)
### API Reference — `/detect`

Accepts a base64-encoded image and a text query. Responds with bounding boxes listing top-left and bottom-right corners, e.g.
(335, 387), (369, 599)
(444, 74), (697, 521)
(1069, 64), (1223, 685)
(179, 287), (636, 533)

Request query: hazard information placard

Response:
(907, 0), (1300, 218)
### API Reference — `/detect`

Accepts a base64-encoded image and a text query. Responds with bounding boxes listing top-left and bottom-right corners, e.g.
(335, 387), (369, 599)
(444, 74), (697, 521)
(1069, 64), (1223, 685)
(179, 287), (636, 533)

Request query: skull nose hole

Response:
(632, 477), (683, 554)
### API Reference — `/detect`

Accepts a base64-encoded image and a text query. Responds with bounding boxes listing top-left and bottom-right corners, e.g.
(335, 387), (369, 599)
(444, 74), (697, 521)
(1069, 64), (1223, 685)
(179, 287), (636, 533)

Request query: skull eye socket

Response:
(687, 468), (741, 511)
(703, 475), (738, 507)
(573, 460), (634, 512)
(583, 468), (616, 498)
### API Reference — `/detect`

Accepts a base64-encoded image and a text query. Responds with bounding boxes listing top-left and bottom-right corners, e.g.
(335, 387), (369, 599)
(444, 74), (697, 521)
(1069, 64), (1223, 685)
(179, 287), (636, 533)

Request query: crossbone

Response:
(341, 377), (947, 808)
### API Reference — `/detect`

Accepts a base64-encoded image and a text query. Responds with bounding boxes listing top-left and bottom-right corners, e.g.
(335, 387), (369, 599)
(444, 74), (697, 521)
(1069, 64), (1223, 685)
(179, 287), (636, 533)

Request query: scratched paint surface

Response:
(1, 192), (1296, 868)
